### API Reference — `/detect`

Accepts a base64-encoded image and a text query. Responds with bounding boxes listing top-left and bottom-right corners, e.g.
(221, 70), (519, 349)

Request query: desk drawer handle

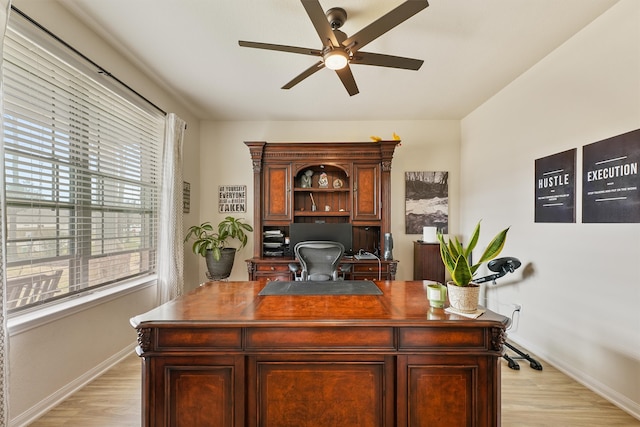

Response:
(270, 267), (275, 271)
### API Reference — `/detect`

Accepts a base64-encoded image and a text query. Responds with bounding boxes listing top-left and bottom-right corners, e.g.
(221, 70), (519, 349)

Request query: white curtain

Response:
(0, 1), (11, 424)
(157, 113), (186, 304)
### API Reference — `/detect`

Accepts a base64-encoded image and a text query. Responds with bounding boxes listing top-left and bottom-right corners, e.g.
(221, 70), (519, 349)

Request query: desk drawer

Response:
(399, 327), (486, 350)
(351, 264), (388, 280)
(256, 264), (291, 272)
(352, 264), (385, 273)
(246, 327), (395, 351)
(155, 327), (242, 351)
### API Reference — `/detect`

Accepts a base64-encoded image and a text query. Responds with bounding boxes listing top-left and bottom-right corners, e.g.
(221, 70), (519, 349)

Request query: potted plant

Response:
(185, 216), (253, 280)
(437, 221), (509, 313)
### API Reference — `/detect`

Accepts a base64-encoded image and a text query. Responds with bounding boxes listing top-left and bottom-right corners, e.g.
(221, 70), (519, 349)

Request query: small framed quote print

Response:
(218, 185), (247, 213)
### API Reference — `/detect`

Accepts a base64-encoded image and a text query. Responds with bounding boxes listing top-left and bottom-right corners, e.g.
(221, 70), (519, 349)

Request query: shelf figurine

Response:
(301, 169), (313, 188)
(318, 172), (329, 188)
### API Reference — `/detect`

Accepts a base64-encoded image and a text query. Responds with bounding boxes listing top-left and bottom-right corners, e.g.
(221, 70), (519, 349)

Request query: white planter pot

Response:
(446, 282), (480, 313)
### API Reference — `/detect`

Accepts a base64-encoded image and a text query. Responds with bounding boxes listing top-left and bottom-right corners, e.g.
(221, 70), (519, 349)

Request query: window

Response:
(2, 10), (165, 312)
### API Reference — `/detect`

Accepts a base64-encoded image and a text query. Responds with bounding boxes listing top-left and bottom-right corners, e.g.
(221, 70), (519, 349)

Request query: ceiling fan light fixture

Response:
(238, 0), (429, 94)
(324, 49), (349, 70)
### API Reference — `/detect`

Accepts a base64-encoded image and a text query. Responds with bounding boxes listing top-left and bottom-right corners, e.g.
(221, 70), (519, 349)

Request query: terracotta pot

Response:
(446, 282), (480, 313)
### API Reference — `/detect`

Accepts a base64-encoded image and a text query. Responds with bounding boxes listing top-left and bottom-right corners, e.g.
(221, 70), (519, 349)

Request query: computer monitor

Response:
(289, 222), (353, 254)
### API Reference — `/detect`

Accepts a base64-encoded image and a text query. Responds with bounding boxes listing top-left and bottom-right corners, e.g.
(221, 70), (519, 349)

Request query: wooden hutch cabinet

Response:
(245, 141), (399, 282)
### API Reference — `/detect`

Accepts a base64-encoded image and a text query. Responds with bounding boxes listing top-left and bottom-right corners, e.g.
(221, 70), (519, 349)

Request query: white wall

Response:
(196, 120), (460, 282)
(460, 0), (640, 418)
(7, 2), (201, 424)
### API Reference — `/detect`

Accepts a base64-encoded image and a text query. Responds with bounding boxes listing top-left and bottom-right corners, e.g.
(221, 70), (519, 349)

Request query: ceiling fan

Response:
(238, 0), (429, 96)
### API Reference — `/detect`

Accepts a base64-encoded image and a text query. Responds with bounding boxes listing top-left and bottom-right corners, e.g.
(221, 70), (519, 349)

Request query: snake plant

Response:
(437, 221), (509, 286)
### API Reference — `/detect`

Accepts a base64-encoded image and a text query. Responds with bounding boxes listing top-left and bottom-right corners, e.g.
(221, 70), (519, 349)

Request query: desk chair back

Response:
(294, 241), (345, 281)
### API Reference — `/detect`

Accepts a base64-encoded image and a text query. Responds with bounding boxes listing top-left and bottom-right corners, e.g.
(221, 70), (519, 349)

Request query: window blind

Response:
(3, 11), (165, 312)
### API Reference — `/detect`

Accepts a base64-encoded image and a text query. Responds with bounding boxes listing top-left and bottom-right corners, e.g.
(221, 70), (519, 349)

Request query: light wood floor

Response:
(28, 343), (640, 426)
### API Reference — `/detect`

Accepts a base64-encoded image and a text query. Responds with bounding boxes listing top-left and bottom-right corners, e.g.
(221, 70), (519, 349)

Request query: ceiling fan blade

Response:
(343, 0), (429, 52)
(351, 51), (424, 70)
(282, 61), (325, 89)
(239, 40), (322, 57)
(335, 65), (359, 96)
(301, 0), (340, 47)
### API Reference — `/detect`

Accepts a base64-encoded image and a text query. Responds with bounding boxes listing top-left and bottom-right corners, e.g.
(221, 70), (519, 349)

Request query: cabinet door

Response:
(397, 354), (499, 427)
(413, 242), (445, 282)
(263, 164), (292, 221)
(353, 163), (380, 221)
(249, 355), (393, 427)
(146, 355), (244, 427)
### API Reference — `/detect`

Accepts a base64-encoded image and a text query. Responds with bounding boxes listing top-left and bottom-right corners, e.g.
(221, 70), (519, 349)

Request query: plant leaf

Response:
(464, 221), (480, 258)
(438, 233), (456, 273)
(452, 254), (472, 286)
(450, 236), (461, 258)
(477, 227), (510, 265)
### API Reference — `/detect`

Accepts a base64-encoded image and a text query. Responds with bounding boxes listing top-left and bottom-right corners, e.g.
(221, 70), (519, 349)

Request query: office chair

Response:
(293, 241), (345, 281)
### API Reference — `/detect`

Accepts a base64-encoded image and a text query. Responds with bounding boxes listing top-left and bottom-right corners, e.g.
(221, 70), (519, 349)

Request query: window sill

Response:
(7, 275), (158, 336)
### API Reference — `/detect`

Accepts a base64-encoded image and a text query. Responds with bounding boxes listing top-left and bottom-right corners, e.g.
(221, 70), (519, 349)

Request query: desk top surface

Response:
(131, 281), (508, 329)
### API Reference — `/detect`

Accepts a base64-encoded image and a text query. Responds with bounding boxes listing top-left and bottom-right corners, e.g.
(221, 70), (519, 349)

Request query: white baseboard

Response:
(507, 335), (640, 422)
(9, 343), (137, 427)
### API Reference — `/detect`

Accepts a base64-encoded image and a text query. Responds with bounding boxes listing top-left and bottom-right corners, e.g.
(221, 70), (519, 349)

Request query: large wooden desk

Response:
(131, 281), (508, 427)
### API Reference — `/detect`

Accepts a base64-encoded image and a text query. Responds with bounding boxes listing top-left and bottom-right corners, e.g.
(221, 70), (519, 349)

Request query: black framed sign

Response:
(582, 129), (640, 223)
(535, 149), (576, 223)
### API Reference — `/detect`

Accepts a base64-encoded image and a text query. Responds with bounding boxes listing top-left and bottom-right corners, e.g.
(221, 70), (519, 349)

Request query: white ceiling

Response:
(59, 0), (618, 121)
